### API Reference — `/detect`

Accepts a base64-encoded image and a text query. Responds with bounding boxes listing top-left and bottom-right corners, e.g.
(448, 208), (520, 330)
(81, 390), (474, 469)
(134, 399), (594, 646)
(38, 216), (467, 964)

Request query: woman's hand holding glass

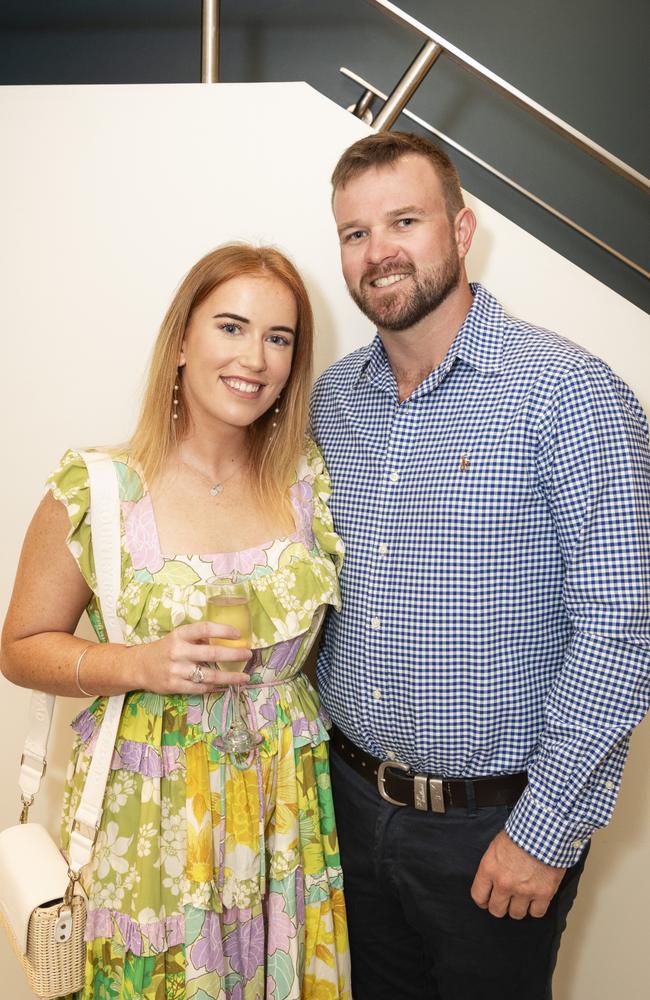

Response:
(134, 619), (251, 695)
(205, 583), (259, 754)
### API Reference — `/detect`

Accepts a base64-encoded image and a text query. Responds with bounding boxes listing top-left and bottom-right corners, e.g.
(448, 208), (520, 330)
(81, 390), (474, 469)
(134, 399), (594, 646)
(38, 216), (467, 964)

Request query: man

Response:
(310, 131), (650, 999)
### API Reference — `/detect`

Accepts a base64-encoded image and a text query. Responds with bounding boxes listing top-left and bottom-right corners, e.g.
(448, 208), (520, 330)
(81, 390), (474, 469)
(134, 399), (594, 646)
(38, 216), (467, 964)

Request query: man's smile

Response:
(370, 273), (411, 288)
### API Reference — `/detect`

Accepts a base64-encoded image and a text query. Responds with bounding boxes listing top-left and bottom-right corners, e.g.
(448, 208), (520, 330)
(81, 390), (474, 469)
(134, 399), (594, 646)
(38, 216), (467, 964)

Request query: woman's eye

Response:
(267, 334), (291, 347)
(220, 322), (240, 335)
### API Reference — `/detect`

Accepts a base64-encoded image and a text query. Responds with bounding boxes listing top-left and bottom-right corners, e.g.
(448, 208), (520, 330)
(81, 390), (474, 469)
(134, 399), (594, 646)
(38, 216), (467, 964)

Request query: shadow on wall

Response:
(465, 216), (494, 282)
(307, 271), (373, 377)
(554, 714), (650, 999)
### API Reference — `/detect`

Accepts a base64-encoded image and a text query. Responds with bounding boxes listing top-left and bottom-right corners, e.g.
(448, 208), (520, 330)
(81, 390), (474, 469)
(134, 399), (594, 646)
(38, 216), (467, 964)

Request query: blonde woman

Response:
(1, 245), (351, 999)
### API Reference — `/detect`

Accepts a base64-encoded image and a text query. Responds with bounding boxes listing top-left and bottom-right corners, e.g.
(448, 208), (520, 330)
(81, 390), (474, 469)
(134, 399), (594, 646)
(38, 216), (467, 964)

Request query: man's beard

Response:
(349, 246), (461, 332)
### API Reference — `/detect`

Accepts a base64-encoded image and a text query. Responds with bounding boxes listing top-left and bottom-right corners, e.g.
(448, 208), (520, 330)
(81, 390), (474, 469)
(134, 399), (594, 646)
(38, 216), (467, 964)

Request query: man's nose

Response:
(365, 230), (398, 265)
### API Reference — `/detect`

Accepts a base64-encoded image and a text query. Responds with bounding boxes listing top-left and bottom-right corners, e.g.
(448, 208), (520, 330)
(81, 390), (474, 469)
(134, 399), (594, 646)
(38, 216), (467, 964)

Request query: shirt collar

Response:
(356, 333), (393, 391)
(354, 282), (505, 394)
(454, 283), (505, 376)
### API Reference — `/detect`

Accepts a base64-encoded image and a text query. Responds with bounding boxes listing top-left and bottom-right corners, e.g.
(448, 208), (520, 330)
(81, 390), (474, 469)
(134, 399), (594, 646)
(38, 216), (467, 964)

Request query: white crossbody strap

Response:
(17, 451), (127, 875)
(68, 452), (126, 874)
(18, 691), (56, 800)
(81, 451), (123, 643)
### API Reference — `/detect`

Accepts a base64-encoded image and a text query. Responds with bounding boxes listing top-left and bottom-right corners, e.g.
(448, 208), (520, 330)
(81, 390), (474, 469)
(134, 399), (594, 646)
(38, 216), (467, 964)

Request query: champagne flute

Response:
(205, 582), (258, 755)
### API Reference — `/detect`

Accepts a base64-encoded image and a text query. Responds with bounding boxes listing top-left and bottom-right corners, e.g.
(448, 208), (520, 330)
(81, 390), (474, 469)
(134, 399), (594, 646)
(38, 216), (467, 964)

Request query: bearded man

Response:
(310, 131), (650, 1000)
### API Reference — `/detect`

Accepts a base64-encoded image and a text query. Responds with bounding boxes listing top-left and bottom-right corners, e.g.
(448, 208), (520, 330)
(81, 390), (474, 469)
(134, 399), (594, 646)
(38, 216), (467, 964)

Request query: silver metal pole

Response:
(341, 67), (650, 280)
(349, 88), (377, 125)
(373, 39), (442, 131)
(366, 0), (648, 192)
(201, 0), (220, 83)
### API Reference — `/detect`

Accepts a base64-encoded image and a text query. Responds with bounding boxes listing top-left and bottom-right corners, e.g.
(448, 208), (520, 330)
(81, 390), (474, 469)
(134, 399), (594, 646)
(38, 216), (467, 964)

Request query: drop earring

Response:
(172, 380), (180, 420)
(268, 396), (281, 442)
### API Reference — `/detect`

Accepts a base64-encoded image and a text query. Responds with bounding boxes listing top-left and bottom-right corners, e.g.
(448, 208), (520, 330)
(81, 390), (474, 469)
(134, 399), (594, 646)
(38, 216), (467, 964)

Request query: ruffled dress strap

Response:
(301, 436), (345, 576)
(46, 448), (136, 643)
(46, 447), (97, 590)
(238, 438), (343, 647)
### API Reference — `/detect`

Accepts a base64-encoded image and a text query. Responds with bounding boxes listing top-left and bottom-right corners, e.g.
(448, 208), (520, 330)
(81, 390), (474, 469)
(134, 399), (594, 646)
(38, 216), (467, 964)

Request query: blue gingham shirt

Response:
(311, 284), (650, 868)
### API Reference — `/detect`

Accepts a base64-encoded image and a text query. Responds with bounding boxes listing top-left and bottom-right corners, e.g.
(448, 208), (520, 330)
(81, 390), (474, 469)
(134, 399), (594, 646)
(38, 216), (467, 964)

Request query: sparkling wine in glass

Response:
(206, 584), (257, 755)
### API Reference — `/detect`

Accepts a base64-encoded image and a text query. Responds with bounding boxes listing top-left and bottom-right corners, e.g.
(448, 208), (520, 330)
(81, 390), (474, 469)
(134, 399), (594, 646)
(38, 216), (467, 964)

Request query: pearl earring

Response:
(172, 381), (180, 421)
(268, 397), (281, 440)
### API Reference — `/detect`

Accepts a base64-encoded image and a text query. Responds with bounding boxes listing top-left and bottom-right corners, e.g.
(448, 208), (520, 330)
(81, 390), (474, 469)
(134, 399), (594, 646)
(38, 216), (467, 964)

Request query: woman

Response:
(1, 244), (350, 999)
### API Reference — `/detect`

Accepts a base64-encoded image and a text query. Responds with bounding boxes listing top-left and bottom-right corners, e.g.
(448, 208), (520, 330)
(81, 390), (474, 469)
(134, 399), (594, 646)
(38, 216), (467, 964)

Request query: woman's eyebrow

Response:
(213, 312), (249, 322)
(214, 312), (295, 336)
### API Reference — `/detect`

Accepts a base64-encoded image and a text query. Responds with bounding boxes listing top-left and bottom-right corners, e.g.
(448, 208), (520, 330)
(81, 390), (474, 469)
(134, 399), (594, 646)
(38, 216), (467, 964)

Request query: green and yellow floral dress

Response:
(47, 441), (350, 1000)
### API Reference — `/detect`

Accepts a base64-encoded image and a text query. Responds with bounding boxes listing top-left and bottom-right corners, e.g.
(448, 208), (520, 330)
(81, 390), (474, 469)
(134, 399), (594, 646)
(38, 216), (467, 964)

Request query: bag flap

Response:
(0, 823), (69, 953)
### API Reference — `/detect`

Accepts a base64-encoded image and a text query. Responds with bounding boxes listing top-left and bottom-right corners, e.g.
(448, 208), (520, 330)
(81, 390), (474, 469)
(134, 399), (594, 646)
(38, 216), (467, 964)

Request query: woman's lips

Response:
(220, 376), (264, 397)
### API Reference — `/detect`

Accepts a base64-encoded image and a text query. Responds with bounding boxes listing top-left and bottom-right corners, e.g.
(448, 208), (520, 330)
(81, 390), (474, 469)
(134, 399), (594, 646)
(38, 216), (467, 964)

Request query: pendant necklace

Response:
(178, 450), (244, 497)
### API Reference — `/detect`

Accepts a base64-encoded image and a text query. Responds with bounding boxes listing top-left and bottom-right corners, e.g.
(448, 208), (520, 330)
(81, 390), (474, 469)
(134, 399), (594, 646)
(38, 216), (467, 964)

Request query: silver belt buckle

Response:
(377, 759), (410, 806)
(429, 778), (445, 813)
(377, 760), (446, 812)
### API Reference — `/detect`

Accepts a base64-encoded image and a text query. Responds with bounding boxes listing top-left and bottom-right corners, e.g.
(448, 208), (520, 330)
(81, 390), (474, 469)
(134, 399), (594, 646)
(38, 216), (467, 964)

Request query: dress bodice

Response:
(47, 439), (345, 752)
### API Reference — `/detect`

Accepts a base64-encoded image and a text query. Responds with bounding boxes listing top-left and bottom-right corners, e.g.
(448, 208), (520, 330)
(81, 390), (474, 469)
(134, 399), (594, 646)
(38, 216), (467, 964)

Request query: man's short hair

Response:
(331, 131), (465, 223)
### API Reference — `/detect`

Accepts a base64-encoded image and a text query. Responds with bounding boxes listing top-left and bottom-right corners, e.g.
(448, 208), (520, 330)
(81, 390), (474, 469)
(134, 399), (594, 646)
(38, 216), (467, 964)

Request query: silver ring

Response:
(189, 665), (204, 684)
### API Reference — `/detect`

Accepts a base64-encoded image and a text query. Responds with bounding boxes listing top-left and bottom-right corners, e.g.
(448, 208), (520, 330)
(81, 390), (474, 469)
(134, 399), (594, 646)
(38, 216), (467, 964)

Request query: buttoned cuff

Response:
(504, 787), (592, 868)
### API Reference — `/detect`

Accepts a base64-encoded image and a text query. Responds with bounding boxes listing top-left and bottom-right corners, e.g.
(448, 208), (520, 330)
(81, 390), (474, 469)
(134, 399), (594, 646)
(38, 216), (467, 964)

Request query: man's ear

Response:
(454, 207), (477, 261)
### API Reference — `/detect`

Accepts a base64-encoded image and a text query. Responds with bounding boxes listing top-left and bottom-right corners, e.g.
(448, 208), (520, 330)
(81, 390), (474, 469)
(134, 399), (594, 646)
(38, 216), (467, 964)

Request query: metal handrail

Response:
(341, 67), (650, 281)
(201, 0), (220, 83)
(365, 0), (648, 192)
(199, 0), (646, 276)
(372, 39), (442, 130)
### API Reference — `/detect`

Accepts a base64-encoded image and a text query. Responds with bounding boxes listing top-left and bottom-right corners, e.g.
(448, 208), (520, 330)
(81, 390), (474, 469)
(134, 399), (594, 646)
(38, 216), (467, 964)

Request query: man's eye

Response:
(344, 230), (366, 243)
(397, 218), (415, 228)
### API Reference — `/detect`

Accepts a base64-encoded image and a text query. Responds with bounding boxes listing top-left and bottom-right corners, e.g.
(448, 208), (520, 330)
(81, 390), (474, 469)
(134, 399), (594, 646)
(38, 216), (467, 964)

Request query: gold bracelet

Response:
(74, 645), (95, 697)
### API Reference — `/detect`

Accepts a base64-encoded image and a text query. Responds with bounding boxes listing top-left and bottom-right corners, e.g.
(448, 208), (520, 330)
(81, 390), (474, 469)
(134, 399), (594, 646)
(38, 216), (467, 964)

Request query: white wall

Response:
(0, 82), (648, 999)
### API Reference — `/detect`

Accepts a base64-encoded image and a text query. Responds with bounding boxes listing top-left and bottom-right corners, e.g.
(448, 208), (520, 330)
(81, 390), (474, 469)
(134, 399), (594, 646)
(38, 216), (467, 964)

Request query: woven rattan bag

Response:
(0, 823), (86, 998)
(0, 453), (127, 998)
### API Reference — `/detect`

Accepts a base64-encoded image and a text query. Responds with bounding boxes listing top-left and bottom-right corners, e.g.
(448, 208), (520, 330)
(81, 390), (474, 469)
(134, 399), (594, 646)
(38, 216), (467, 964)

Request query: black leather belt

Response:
(330, 724), (528, 813)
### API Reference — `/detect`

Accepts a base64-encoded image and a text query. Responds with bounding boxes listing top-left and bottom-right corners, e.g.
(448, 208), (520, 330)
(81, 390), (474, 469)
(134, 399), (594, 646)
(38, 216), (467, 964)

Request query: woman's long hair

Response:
(129, 243), (314, 518)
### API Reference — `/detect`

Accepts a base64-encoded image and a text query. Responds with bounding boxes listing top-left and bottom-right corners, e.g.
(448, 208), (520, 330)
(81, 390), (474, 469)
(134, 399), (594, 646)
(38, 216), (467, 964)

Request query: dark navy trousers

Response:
(330, 749), (587, 1000)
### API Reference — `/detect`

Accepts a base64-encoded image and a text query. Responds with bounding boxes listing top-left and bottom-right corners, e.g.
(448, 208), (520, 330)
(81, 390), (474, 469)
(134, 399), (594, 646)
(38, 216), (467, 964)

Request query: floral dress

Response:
(47, 441), (351, 1000)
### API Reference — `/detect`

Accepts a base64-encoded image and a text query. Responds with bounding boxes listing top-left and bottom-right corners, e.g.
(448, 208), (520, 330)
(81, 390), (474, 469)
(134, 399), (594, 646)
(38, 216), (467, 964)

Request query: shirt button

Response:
(370, 617), (381, 630)
(378, 542), (388, 555)
(386, 750), (396, 759)
(605, 780), (615, 790)
(372, 689), (382, 701)
(389, 471), (399, 483)
(572, 839), (583, 850)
